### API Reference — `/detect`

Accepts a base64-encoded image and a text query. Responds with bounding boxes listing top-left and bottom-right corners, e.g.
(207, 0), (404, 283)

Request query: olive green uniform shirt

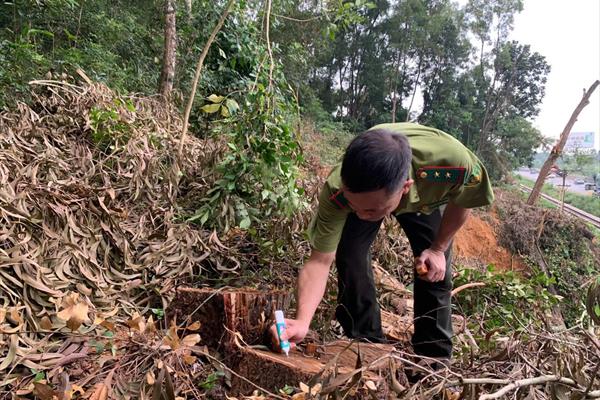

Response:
(307, 123), (494, 253)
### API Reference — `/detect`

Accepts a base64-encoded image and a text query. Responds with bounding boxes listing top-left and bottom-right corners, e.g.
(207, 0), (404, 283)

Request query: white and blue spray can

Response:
(274, 310), (291, 356)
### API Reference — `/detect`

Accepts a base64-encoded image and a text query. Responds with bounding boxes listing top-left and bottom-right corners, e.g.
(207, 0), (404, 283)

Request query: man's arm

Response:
(296, 249), (336, 326)
(415, 202), (470, 282)
(269, 249), (335, 348)
(430, 202), (470, 253)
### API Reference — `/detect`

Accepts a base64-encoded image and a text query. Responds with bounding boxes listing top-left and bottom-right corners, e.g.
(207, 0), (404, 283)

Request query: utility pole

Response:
(559, 169), (567, 213)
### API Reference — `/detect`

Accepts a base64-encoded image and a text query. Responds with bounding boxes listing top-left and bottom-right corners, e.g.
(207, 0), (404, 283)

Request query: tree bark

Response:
(169, 287), (292, 350)
(527, 80), (599, 205)
(159, 0), (177, 98)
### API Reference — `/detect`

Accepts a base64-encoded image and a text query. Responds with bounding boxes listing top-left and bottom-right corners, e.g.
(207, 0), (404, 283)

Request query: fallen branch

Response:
(466, 375), (590, 400)
(451, 282), (485, 297)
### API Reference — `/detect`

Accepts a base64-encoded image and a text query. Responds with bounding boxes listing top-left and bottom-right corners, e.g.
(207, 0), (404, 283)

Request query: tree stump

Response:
(168, 287), (470, 397)
(169, 287), (292, 350)
(232, 340), (407, 397)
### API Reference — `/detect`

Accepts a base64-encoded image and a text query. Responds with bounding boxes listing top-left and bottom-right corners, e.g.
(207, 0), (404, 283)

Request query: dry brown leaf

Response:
(181, 334), (200, 347)
(183, 355), (196, 365)
(163, 323), (179, 350)
(291, 394), (305, 400)
(0, 308), (6, 324)
(88, 383), (108, 400)
(311, 383), (322, 394)
(76, 283), (92, 296)
(444, 388), (461, 400)
(8, 307), (23, 325)
(40, 316), (53, 330)
(63, 383), (85, 400)
(33, 382), (59, 400)
(57, 292), (90, 331)
(365, 380), (377, 391)
(126, 312), (145, 332)
(299, 382), (309, 393)
(146, 315), (156, 333)
(186, 321), (201, 331)
(99, 307), (120, 319)
(100, 320), (115, 331)
(146, 371), (155, 385)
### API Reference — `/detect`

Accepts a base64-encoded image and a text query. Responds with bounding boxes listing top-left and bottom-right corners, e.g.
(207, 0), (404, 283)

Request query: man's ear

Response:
(401, 179), (414, 195)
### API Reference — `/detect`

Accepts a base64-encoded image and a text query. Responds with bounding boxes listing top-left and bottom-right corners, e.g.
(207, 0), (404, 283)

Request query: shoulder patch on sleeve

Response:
(464, 164), (482, 187)
(416, 166), (466, 184)
(329, 189), (349, 209)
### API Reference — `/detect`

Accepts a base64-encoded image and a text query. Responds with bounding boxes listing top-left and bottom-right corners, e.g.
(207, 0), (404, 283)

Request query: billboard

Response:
(565, 131), (595, 151)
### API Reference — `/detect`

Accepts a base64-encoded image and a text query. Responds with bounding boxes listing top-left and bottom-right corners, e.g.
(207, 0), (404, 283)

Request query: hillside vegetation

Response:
(1, 0), (599, 398)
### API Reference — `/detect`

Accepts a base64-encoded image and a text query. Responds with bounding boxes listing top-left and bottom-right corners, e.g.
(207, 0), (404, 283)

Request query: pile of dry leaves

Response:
(0, 78), (238, 397)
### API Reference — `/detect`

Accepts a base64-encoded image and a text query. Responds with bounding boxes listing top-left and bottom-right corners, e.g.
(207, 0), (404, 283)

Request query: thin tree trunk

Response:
(178, 0), (235, 160)
(184, 0), (192, 22)
(159, 0), (177, 98)
(390, 49), (404, 123)
(405, 56), (423, 121)
(527, 80), (599, 205)
(338, 62), (344, 118)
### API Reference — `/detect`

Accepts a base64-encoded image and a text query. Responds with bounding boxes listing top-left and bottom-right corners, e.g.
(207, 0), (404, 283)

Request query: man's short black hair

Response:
(341, 129), (412, 193)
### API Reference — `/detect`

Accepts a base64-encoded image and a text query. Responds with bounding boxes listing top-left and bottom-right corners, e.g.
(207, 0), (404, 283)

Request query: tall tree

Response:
(159, 0), (177, 98)
(476, 41), (550, 155)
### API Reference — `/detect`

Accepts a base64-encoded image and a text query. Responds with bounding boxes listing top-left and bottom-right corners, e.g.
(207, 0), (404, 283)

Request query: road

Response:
(515, 169), (592, 195)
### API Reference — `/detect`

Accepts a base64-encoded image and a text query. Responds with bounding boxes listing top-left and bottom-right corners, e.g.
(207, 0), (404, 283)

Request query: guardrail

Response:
(518, 184), (600, 229)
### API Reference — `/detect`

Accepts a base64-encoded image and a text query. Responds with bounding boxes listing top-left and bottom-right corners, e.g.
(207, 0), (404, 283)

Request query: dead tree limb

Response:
(527, 80), (599, 205)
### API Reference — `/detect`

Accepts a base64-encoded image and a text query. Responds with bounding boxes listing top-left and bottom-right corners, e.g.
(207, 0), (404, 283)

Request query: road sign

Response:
(565, 131), (595, 151)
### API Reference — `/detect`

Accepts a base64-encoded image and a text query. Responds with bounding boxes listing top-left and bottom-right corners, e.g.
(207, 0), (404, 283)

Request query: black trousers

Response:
(334, 210), (453, 359)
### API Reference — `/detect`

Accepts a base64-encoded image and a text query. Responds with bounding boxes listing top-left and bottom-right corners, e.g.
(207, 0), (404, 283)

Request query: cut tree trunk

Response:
(528, 80), (599, 205)
(232, 340), (407, 396)
(158, 0), (177, 98)
(169, 287), (292, 350)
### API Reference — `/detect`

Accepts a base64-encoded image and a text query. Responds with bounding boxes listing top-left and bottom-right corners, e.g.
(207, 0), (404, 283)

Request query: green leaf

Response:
(239, 217), (251, 229)
(218, 48), (227, 58)
(220, 105), (230, 117)
(201, 103), (221, 114)
(207, 94), (224, 103)
(89, 340), (105, 353)
(225, 99), (240, 114)
(63, 28), (77, 41)
(27, 28), (54, 38)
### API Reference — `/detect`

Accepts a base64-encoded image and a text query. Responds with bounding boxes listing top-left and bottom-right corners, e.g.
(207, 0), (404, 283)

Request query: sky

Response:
(510, 0), (600, 150)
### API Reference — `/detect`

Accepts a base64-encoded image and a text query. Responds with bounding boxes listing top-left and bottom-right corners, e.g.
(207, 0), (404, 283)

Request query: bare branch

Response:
(178, 0), (236, 160)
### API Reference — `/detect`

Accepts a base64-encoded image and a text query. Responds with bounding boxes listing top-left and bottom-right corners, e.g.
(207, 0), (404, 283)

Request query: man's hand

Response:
(269, 318), (310, 352)
(414, 248), (446, 282)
